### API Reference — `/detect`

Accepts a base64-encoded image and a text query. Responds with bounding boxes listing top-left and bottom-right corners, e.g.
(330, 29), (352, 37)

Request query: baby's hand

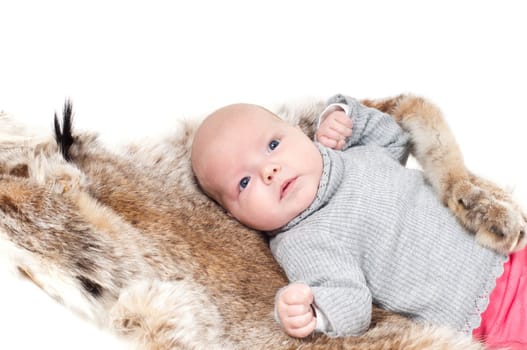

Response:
(316, 110), (353, 150)
(275, 283), (316, 338)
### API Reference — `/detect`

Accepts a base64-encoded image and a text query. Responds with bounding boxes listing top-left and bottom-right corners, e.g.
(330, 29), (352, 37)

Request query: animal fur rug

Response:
(1, 94), (525, 349)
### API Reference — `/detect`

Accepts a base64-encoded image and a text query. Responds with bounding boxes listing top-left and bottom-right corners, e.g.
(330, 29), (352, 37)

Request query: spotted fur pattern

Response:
(3, 94), (524, 349)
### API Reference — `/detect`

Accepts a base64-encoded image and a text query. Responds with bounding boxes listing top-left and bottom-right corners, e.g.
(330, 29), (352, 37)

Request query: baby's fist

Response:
(275, 283), (316, 338)
(316, 110), (352, 150)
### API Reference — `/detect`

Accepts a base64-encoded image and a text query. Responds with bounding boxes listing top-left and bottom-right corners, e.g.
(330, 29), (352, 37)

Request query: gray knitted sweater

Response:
(269, 94), (506, 337)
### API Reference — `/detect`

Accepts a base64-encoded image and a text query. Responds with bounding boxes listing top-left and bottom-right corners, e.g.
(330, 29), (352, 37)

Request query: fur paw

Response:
(110, 280), (226, 350)
(446, 175), (527, 255)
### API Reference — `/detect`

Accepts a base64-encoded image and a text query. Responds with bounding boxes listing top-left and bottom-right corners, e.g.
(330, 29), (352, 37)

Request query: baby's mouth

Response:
(280, 177), (297, 200)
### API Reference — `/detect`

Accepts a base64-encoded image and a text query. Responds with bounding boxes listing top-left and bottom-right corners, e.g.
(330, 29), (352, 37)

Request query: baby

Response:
(191, 94), (527, 349)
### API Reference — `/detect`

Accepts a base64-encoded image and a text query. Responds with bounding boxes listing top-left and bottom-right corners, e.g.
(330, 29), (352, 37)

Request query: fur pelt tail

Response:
(54, 99), (75, 161)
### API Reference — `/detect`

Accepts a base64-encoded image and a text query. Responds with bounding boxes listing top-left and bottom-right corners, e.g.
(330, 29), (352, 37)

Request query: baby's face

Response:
(192, 104), (323, 231)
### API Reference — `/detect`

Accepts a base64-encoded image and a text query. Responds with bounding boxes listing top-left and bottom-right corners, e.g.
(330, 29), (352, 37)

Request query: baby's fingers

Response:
(280, 283), (313, 305)
(283, 313), (316, 338)
(331, 112), (353, 128)
(319, 127), (349, 142)
(283, 303), (312, 317)
(317, 135), (338, 149)
(284, 310), (314, 328)
(327, 120), (352, 138)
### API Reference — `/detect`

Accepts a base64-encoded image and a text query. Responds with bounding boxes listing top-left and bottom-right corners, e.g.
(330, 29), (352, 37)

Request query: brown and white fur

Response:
(0, 95), (525, 349)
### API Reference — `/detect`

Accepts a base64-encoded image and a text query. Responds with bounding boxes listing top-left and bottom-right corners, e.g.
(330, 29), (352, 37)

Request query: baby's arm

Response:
(319, 94), (411, 164)
(271, 232), (372, 338)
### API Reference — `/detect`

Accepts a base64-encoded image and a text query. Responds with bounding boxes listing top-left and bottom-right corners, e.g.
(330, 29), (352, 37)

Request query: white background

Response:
(1, 1), (526, 348)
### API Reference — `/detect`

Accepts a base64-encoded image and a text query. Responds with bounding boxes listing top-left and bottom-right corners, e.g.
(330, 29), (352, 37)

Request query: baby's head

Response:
(191, 103), (323, 231)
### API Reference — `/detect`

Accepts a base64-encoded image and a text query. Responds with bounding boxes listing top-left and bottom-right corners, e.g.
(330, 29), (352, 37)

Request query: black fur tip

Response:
(77, 275), (103, 298)
(54, 99), (75, 162)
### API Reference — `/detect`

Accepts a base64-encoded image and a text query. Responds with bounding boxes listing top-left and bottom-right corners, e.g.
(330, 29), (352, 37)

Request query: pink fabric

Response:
(473, 247), (527, 349)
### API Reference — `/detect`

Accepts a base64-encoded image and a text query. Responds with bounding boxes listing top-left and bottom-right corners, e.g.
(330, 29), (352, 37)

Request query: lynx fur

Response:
(1, 94), (525, 349)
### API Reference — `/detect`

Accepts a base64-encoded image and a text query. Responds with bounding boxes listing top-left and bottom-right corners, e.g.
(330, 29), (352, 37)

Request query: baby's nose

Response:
(262, 164), (281, 184)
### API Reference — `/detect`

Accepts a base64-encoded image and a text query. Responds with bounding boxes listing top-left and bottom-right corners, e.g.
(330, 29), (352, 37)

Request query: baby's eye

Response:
(268, 139), (280, 151)
(239, 176), (251, 191)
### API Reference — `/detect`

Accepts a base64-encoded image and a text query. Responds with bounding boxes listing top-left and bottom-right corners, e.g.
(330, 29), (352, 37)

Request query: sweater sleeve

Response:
(327, 94), (410, 164)
(271, 229), (373, 337)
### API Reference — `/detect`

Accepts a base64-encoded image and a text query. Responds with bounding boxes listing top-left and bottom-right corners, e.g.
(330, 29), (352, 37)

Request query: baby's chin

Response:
(250, 213), (297, 232)
(252, 221), (286, 232)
